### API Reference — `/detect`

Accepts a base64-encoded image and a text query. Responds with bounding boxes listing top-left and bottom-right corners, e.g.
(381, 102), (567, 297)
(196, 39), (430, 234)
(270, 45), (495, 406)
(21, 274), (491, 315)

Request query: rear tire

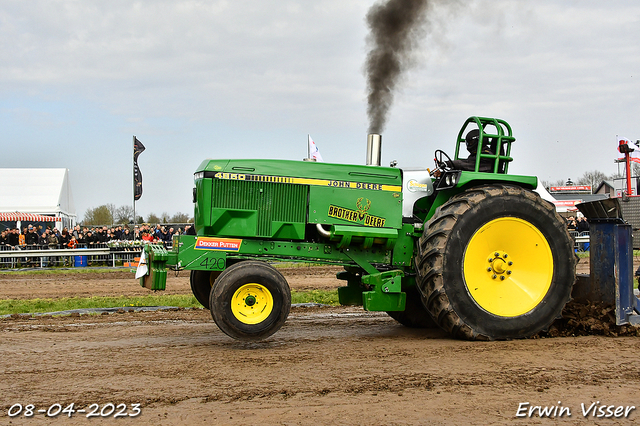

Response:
(189, 271), (221, 309)
(386, 286), (438, 328)
(210, 261), (291, 341)
(416, 185), (575, 340)
(190, 270), (220, 310)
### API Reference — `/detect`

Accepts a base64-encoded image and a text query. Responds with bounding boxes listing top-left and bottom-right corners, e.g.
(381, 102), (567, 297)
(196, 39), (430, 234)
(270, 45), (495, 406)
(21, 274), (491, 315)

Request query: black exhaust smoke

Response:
(365, 0), (430, 134)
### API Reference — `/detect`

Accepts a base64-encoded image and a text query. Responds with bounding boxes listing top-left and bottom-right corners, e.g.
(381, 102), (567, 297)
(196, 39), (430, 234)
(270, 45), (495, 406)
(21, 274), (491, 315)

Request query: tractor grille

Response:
(211, 179), (307, 237)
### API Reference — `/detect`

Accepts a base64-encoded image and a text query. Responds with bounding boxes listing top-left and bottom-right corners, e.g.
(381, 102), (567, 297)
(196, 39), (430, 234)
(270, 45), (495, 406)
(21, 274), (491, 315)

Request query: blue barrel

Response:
(74, 248), (87, 267)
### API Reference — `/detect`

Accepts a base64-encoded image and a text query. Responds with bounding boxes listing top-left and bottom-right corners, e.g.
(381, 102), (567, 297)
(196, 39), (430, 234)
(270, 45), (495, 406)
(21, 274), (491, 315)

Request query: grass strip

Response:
(291, 289), (339, 306)
(0, 261), (334, 276)
(0, 295), (199, 315)
(0, 290), (340, 316)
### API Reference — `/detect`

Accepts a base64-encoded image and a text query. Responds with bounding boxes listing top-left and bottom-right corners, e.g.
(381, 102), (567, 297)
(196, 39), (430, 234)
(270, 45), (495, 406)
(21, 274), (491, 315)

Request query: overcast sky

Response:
(1, 0), (639, 220)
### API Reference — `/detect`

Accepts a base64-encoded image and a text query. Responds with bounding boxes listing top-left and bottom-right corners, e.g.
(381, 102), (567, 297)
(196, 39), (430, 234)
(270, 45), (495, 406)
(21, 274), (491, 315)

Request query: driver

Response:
(447, 129), (494, 172)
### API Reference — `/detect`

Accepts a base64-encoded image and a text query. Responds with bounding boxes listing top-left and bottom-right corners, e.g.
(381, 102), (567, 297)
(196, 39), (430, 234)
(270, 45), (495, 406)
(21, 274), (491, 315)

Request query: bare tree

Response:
(610, 170), (624, 180)
(147, 213), (161, 224)
(540, 178), (566, 189)
(169, 212), (192, 223)
(577, 170), (608, 190)
(82, 204), (114, 226)
(105, 203), (116, 222)
(114, 205), (134, 224)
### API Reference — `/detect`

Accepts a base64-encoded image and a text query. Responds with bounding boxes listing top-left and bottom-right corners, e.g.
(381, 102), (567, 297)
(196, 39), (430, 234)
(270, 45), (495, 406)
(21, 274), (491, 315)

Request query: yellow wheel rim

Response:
(231, 283), (274, 324)
(463, 217), (553, 317)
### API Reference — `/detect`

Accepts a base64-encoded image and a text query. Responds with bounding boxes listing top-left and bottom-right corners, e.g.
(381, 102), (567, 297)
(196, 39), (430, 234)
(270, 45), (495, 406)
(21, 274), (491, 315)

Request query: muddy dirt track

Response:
(2, 262), (640, 425)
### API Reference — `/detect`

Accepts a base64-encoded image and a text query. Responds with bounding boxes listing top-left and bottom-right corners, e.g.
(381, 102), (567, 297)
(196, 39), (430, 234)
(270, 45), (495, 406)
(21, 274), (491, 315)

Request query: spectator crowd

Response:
(566, 215), (589, 233)
(0, 223), (193, 251)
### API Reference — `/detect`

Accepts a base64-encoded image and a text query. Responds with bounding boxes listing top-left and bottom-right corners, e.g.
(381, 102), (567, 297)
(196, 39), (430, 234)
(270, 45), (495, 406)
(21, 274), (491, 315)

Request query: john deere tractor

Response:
(139, 117), (576, 341)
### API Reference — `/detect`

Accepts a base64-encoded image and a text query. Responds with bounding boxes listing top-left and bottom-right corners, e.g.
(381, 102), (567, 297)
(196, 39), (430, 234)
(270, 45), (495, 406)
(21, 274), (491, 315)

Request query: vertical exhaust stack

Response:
(366, 134), (382, 166)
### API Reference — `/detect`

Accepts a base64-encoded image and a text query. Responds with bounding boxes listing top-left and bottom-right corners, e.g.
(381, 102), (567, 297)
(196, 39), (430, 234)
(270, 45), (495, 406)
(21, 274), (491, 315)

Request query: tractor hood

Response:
(193, 159), (405, 237)
(196, 159), (402, 191)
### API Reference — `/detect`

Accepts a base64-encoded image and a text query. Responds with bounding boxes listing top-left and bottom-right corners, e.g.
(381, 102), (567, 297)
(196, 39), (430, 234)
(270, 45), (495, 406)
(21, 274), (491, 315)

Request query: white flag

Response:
(308, 135), (323, 162)
(617, 137), (640, 163)
(135, 248), (148, 279)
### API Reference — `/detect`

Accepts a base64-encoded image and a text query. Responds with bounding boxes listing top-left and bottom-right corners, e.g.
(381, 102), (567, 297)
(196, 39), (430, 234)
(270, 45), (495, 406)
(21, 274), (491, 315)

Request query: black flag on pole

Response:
(134, 137), (145, 201)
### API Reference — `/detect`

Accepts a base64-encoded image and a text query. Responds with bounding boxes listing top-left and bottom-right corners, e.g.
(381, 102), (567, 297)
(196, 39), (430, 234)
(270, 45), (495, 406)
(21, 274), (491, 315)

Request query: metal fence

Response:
(0, 243), (145, 269)
(569, 230), (590, 252)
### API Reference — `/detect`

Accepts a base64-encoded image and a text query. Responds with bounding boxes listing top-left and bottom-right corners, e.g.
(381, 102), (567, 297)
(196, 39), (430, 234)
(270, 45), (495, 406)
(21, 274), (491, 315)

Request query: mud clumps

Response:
(537, 301), (640, 338)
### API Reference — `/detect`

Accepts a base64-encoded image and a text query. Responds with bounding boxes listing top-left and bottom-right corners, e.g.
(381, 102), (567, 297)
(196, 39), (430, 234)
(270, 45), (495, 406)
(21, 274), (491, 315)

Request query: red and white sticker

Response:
(195, 237), (242, 251)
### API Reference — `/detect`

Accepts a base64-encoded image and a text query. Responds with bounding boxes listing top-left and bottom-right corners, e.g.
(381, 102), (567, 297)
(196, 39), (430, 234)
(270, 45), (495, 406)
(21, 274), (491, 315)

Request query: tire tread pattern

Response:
(416, 184), (575, 340)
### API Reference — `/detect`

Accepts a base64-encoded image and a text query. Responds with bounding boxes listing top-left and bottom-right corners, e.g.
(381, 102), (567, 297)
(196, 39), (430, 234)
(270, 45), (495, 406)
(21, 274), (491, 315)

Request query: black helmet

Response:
(465, 129), (480, 153)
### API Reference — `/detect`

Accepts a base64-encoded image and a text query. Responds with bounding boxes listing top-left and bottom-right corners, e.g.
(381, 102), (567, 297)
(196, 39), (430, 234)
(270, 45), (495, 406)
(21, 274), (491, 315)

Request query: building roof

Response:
(0, 168), (76, 218)
(552, 193), (608, 202)
(595, 180), (614, 194)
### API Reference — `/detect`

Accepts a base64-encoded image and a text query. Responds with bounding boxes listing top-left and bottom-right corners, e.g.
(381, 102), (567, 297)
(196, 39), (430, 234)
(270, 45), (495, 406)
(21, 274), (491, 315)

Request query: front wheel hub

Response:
(488, 251), (511, 276)
(231, 283), (274, 325)
(491, 256), (507, 275)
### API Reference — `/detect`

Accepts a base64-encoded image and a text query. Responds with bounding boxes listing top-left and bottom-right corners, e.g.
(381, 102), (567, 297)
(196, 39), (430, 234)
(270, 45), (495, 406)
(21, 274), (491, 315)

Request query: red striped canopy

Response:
(0, 212), (62, 222)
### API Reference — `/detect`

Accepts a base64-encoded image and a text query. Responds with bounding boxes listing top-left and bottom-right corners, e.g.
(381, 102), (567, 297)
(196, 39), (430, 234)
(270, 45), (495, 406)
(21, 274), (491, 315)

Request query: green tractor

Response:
(139, 116), (576, 341)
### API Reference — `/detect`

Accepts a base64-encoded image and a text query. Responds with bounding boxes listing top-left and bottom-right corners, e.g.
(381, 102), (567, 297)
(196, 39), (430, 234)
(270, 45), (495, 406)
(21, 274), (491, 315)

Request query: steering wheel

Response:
(434, 149), (453, 172)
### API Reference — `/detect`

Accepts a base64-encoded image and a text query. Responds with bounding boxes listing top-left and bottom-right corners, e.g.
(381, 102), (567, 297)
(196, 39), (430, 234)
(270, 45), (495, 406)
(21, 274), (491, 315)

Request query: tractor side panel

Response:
(308, 186), (402, 229)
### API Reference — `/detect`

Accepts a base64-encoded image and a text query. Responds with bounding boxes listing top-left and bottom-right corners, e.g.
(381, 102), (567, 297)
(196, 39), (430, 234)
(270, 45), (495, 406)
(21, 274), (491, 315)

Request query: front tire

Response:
(416, 185), (575, 340)
(210, 261), (291, 341)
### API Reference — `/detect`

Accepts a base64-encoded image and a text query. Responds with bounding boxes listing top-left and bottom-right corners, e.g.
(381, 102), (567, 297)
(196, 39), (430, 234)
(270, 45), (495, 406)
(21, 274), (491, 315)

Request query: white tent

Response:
(0, 168), (76, 230)
(534, 181), (578, 213)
